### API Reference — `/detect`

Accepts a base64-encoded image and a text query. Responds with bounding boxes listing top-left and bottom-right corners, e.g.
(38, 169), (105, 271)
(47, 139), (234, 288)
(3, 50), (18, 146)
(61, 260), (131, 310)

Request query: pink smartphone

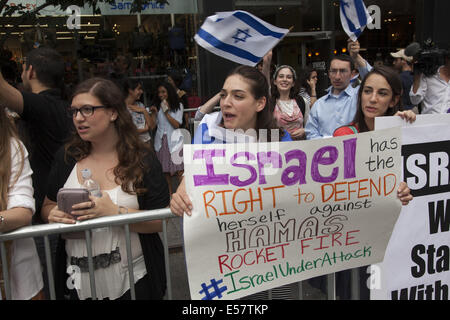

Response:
(57, 188), (90, 216)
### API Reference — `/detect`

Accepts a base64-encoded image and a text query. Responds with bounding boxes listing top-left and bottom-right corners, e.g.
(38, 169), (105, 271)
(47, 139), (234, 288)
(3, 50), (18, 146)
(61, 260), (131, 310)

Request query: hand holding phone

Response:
(57, 188), (90, 217)
(56, 188), (91, 239)
(161, 100), (169, 113)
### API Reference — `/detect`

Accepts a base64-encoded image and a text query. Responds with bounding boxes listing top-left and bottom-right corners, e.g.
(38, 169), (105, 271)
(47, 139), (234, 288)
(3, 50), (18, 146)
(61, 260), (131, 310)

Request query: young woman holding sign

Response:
(171, 66), (297, 299)
(331, 65), (414, 299)
(334, 65), (416, 137)
(171, 65), (291, 216)
(334, 66), (414, 206)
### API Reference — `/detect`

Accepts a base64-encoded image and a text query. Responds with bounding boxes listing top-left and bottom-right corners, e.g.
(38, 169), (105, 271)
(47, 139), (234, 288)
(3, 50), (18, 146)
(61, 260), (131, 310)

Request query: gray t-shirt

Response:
(128, 101), (151, 142)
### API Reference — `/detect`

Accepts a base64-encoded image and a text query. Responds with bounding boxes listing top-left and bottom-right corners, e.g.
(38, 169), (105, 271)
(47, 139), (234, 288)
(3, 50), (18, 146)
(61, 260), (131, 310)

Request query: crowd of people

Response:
(0, 34), (448, 300)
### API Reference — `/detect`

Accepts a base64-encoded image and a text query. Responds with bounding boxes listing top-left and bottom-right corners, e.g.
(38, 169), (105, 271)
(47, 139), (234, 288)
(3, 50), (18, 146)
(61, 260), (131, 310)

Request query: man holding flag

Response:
(307, 0), (379, 299)
(305, 0), (373, 140)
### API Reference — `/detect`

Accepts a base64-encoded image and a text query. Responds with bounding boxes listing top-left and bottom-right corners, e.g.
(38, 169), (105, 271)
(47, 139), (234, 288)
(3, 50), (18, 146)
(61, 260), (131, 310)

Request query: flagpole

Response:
(277, 26), (294, 51)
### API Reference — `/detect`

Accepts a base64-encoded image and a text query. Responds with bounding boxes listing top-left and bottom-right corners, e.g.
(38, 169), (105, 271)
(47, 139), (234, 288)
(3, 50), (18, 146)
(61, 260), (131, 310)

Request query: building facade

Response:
(0, 0), (447, 99)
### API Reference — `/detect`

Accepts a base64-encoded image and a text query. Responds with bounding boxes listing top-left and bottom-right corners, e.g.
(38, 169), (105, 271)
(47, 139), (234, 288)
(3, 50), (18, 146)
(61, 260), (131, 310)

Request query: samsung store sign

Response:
(103, 0), (198, 15)
(5, 0), (198, 16)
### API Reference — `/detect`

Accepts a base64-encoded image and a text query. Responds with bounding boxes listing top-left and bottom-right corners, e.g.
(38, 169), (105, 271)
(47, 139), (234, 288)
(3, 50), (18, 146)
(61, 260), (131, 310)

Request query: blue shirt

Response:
(305, 62), (372, 140)
(305, 85), (360, 140)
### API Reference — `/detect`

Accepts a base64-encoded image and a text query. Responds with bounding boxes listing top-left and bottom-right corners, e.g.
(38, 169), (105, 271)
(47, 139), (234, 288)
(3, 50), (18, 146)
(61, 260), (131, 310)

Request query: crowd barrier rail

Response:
(0, 207), (362, 300)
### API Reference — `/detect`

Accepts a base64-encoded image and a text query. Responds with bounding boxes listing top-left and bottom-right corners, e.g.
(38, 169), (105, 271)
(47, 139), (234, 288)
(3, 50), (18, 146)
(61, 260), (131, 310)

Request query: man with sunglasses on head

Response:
(0, 47), (72, 299)
(305, 39), (371, 140)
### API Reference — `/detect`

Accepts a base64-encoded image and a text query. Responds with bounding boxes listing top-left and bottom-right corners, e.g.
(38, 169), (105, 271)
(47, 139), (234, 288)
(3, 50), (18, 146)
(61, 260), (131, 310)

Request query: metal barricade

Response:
(0, 207), (361, 300)
(0, 208), (175, 300)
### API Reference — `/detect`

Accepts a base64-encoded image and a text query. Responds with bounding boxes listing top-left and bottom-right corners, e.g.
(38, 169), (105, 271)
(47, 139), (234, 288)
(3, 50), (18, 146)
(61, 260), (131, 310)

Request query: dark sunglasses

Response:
(67, 105), (106, 118)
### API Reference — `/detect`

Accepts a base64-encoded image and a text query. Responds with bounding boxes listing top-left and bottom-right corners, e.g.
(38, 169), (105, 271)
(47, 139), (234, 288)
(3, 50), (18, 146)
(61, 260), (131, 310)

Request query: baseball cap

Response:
(390, 49), (413, 63)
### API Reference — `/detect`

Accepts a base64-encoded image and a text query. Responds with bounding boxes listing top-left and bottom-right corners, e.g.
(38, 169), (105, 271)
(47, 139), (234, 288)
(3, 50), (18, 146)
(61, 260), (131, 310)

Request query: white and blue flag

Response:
(340, 0), (373, 41)
(194, 10), (289, 66)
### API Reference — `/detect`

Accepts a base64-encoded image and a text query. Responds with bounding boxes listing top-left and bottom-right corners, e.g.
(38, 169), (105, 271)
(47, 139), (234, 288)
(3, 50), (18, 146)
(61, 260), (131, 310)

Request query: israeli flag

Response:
(194, 10), (289, 66)
(340, 0), (373, 41)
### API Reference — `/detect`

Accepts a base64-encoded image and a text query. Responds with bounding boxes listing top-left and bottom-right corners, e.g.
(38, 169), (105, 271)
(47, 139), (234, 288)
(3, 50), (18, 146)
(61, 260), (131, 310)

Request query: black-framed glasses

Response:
(67, 105), (106, 118)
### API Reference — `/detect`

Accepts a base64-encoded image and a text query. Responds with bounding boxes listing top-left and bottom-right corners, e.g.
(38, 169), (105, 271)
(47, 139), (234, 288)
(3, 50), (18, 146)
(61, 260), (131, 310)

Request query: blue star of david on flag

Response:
(232, 28), (252, 43)
(194, 10), (289, 66)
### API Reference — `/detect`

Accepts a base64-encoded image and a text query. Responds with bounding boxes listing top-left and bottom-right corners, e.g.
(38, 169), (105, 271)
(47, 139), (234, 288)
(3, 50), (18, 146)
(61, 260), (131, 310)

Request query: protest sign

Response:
(371, 115), (450, 300)
(183, 128), (403, 300)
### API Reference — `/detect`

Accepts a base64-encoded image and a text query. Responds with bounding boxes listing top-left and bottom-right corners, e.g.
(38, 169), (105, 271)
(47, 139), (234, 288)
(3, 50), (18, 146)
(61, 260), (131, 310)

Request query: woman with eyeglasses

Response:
(41, 78), (169, 300)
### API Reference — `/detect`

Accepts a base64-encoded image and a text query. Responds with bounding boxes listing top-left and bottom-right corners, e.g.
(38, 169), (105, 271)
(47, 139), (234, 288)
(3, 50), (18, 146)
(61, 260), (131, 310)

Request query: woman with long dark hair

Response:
(334, 65), (416, 136)
(332, 66), (414, 300)
(150, 81), (184, 195)
(298, 66), (318, 109)
(121, 78), (154, 144)
(191, 65), (289, 146)
(171, 65), (296, 299)
(42, 78), (169, 300)
(271, 65), (307, 140)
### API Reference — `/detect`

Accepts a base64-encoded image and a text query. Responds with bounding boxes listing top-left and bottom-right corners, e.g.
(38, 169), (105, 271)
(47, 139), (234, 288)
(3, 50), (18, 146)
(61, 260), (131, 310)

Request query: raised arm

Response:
(348, 39), (372, 79)
(194, 92), (221, 122)
(0, 69), (24, 114)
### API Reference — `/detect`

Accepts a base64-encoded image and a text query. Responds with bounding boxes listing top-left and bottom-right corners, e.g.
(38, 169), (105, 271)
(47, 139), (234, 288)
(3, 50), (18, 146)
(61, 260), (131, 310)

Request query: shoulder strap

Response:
(295, 96), (306, 116)
(347, 125), (359, 134)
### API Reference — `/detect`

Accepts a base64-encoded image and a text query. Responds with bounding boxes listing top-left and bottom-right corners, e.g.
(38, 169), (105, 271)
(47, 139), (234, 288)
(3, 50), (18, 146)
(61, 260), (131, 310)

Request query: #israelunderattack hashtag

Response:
(199, 278), (228, 300)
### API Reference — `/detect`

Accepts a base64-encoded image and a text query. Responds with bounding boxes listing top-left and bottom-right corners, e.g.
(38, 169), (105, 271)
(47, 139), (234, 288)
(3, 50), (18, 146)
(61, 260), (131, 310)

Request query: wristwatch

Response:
(0, 215), (5, 231)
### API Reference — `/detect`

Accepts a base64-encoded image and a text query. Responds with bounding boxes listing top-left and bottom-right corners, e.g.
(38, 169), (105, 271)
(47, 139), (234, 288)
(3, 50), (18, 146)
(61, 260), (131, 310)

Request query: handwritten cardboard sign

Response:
(183, 128), (402, 300)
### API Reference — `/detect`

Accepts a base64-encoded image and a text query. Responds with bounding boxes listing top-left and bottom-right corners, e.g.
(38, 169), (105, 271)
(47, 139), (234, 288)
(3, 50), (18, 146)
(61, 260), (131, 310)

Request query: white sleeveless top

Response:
(64, 164), (147, 300)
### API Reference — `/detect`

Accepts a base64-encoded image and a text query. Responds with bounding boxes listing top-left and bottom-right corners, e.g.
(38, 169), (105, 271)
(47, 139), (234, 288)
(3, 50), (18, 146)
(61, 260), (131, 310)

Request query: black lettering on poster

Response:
(402, 141), (450, 197)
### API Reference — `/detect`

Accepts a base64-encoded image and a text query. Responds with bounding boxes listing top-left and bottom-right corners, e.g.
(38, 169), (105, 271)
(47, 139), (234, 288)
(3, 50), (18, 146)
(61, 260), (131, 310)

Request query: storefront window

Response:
(332, 0), (417, 65)
(0, 0), (200, 97)
(0, 0), (425, 98)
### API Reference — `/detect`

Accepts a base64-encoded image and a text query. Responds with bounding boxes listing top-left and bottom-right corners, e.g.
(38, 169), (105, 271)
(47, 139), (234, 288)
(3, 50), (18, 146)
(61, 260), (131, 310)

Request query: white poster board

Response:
(183, 128), (403, 300)
(371, 114), (450, 300)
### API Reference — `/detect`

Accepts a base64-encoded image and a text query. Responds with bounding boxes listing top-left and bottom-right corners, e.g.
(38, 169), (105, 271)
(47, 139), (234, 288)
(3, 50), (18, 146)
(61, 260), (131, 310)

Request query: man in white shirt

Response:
(410, 53), (450, 114)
